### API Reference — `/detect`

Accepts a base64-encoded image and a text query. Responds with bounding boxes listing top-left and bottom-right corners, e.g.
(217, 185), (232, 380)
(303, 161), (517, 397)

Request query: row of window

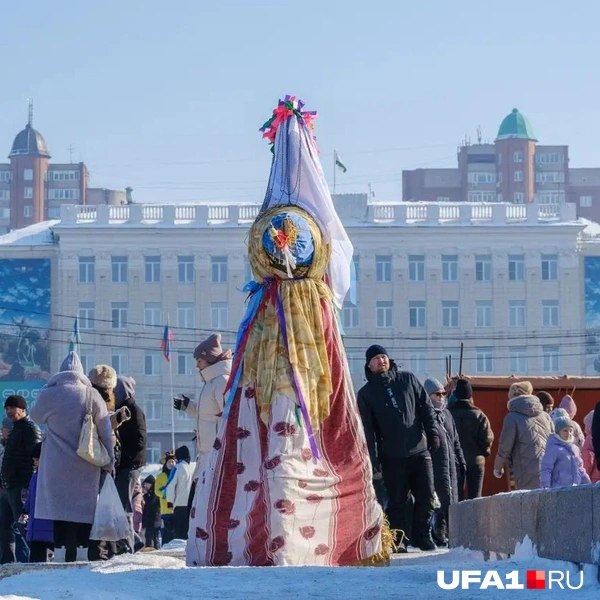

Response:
(78, 301), (230, 331)
(497, 151), (565, 165)
(0, 170), (80, 182)
(343, 299), (561, 330)
(0, 206), (63, 220)
(372, 254), (558, 283)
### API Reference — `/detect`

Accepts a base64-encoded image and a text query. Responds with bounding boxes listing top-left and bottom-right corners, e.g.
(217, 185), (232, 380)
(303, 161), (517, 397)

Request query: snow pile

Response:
(0, 546), (598, 599)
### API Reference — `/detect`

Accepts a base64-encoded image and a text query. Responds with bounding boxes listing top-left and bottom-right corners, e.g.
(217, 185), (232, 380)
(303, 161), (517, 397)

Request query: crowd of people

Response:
(1, 332), (600, 564)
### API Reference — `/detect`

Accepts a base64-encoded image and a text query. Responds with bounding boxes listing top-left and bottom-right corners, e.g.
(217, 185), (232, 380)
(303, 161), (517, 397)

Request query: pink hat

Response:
(559, 395), (577, 419)
(193, 333), (229, 365)
(583, 410), (594, 433)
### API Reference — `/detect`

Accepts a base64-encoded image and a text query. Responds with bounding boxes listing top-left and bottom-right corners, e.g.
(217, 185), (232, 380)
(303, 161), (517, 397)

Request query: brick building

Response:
(403, 108), (600, 222)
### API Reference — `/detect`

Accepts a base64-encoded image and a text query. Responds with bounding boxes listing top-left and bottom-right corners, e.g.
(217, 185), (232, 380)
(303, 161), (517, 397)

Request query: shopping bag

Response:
(76, 389), (111, 467)
(90, 476), (130, 542)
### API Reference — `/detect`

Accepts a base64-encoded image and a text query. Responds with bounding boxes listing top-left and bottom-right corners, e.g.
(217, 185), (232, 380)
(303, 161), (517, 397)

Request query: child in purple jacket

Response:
(22, 443), (54, 562)
(540, 417), (591, 489)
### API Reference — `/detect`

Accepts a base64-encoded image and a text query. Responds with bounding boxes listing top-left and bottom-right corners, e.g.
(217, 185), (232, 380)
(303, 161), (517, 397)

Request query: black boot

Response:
(415, 532), (437, 552)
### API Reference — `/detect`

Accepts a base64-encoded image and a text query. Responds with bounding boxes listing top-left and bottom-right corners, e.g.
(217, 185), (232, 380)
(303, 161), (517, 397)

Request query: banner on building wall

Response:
(584, 256), (600, 375)
(0, 258), (51, 409)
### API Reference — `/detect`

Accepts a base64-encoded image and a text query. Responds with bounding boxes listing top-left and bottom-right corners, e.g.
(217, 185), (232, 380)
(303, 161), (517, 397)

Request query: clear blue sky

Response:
(1, 0), (599, 203)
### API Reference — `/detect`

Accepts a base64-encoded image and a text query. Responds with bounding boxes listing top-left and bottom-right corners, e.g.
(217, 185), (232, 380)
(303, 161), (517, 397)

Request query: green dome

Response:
(495, 108), (537, 142)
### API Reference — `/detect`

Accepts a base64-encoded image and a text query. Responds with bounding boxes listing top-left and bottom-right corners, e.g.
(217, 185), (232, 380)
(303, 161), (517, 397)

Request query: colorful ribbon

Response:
(259, 95), (317, 149)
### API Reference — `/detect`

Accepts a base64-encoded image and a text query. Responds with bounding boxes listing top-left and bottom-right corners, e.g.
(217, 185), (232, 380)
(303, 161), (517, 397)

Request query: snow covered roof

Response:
(0, 220), (58, 246)
(580, 218), (600, 239)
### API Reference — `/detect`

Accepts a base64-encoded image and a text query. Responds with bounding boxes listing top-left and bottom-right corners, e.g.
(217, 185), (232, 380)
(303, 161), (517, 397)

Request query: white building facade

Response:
(0, 196), (589, 459)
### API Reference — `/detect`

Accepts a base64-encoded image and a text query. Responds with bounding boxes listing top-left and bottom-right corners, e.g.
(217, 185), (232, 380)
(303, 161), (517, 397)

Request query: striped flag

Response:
(68, 317), (81, 353)
(161, 325), (173, 361)
(334, 150), (347, 173)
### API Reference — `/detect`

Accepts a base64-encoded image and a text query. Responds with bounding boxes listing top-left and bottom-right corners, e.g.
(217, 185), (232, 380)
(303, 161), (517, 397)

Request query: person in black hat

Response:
(141, 475), (161, 549)
(357, 345), (440, 553)
(0, 395), (41, 563)
(166, 446), (194, 540)
(447, 379), (494, 500)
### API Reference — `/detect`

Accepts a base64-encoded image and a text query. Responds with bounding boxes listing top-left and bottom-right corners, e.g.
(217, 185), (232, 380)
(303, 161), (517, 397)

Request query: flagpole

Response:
(167, 315), (176, 452)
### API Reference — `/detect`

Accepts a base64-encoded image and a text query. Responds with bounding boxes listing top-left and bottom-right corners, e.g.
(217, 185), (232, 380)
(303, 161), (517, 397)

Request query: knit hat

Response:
(554, 416), (573, 435)
(559, 395), (577, 418)
(584, 410), (594, 434)
(508, 381), (534, 400)
(365, 344), (388, 364)
(31, 442), (42, 460)
(194, 334), (227, 365)
(550, 407), (569, 422)
(175, 445), (191, 462)
(88, 365), (117, 390)
(424, 377), (444, 396)
(114, 376), (136, 406)
(454, 379), (473, 400)
(60, 351), (84, 374)
(4, 395), (27, 410)
(536, 391), (554, 409)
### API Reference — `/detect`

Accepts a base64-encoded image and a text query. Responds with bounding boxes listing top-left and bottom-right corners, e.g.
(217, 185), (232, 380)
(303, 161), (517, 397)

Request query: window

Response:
(408, 255), (425, 282)
(0, 171), (11, 182)
(509, 348), (528, 374)
(376, 301), (393, 328)
(514, 151), (523, 163)
(24, 187), (33, 199)
(48, 170), (79, 181)
(498, 172), (502, 183)
(0, 190), (9, 200)
(178, 256), (194, 283)
(580, 196), (593, 208)
(80, 352), (95, 374)
(78, 256), (95, 283)
(111, 352), (129, 375)
(442, 301), (459, 328)
(342, 301), (359, 329)
(541, 254), (558, 281)
(409, 301), (426, 328)
(78, 302), (95, 330)
(514, 170), (523, 182)
(211, 302), (228, 329)
(177, 353), (193, 376)
(476, 347), (493, 374)
(144, 256), (161, 283)
(111, 302), (128, 329)
(410, 352), (426, 374)
(23, 206), (33, 217)
(375, 255), (392, 282)
(23, 169), (33, 181)
(475, 301), (493, 328)
(537, 191), (565, 204)
(143, 394), (163, 421)
(146, 442), (161, 463)
(475, 254), (492, 281)
(47, 189), (80, 200)
(0, 208), (9, 219)
(467, 172), (496, 184)
(353, 255), (360, 282)
(542, 346), (560, 373)
(111, 256), (128, 283)
(211, 256), (228, 283)
(441, 255), (458, 282)
(144, 352), (161, 376)
(468, 191), (497, 202)
(437, 196), (450, 202)
(508, 254), (525, 281)
(177, 303), (195, 329)
(536, 153), (563, 165)
(497, 193), (503, 202)
(542, 300), (559, 327)
(48, 207), (60, 219)
(509, 300), (526, 328)
(514, 192), (524, 203)
(144, 303), (162, 329)
(536, 171), (565, 184)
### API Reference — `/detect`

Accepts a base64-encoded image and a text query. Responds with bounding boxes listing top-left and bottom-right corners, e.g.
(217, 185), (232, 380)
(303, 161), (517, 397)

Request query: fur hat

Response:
(508, 381), (534, 400)
(365, 344), (388, 364)
(88, 365), (117, 390)
(454, 379), (473, 400)
(194, 333), (227, 365)
(554, 416), (573, 435)
(559, 395), (577, 418)
(424, 378), (444, 396)
(4, 395), (27, 410)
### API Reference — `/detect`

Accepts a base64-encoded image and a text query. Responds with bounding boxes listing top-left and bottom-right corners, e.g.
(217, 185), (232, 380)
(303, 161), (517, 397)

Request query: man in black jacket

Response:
(357, 345), (440, 553)
(0, 395), (41, 563)
(114, 376), (147, 552)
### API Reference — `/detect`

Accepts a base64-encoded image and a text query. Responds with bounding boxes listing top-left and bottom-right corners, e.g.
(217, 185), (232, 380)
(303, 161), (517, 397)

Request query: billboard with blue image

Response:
(0, 258), (51, 408)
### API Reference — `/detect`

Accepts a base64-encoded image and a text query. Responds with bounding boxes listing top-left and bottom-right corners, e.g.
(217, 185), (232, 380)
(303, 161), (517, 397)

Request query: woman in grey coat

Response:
(30, 351), (114, 561)
(493, 381), (553, 490)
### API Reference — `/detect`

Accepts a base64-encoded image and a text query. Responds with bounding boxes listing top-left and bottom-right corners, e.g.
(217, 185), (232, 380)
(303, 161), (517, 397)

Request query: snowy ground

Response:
(0, 539), (598, 599)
